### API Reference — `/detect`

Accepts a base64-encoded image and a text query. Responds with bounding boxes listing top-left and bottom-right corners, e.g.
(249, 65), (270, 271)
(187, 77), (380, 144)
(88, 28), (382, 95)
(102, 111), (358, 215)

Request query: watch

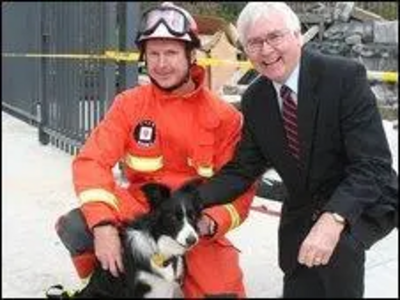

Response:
(331, 212), (346, 225)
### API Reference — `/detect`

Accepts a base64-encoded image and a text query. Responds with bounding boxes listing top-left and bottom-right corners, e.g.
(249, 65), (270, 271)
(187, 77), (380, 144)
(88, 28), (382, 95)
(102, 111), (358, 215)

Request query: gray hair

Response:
(236, 2), (301, 46)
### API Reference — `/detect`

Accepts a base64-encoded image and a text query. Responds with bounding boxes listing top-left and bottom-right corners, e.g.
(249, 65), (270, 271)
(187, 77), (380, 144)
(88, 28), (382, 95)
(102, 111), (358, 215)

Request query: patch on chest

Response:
(134, 120), (156, 147)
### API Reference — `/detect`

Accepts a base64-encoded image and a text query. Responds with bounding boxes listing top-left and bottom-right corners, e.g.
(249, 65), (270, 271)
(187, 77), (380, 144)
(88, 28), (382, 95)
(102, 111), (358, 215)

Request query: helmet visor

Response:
(139, 6), (189, 38)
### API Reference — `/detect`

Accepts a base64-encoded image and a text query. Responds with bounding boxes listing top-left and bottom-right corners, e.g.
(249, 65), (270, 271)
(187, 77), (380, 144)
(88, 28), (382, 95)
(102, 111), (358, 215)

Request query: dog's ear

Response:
(141, 183), (171, 209)
(169, 178), (205, 213)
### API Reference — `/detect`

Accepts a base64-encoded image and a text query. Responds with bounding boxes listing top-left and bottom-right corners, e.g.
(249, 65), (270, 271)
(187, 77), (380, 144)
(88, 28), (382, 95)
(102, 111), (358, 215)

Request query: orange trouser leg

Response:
(183, 238), (246, 298)
(71, 251), (97, 280)
(55, 209), (97, 281)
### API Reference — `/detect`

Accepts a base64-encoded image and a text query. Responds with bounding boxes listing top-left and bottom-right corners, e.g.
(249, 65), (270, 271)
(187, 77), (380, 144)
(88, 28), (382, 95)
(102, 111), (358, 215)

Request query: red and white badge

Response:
(134, 120), (156, 147)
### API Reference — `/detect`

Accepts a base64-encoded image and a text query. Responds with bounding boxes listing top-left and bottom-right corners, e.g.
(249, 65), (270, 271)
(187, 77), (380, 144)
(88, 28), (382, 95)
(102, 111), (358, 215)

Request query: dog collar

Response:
(151, 253), (175, 268)
(151, 253), (166, 267)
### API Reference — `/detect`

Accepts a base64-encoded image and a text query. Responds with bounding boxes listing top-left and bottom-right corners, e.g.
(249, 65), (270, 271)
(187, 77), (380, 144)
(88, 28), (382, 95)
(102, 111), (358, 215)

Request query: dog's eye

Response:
(176, 209), (183, 220)
(191, 211), (200, 221)
(163, 209), (183, 221)
(165, 210), (176, 219)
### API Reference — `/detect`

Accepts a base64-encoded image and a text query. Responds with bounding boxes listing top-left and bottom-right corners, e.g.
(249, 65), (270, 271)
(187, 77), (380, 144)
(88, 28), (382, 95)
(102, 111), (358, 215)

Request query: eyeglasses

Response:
(139, 6), (190, 38)
(245, 30), (291, 54)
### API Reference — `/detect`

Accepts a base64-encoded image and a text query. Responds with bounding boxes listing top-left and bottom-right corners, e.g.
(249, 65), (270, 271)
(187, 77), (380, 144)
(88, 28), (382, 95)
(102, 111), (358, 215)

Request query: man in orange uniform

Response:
(55, 2), (256, 298)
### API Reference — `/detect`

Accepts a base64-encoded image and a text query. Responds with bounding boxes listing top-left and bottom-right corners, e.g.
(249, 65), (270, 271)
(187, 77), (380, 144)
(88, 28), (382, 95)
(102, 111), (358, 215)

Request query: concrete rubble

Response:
(302, 2), (398, 108)
(305, 2), (398, 72)
(223, 2), (398, 109)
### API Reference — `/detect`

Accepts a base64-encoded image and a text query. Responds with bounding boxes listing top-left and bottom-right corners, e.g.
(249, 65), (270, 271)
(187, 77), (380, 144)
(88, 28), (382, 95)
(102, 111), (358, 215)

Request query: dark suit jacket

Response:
(199, 47), (398, 273)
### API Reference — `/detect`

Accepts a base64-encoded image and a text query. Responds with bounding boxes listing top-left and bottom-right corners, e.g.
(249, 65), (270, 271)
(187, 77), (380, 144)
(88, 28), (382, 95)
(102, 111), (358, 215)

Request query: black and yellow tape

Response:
(2, 51), (398, 83)
(1, 51), (140, 62)
(367, 71), (398, 84)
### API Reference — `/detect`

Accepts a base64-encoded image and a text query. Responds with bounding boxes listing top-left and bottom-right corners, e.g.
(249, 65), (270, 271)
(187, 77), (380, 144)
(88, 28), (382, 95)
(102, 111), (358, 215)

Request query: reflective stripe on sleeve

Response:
(197, 166), (214, 178)
(78, 188), (119, 211)
(187, 158), (214, 178)
(224, 203), (241, 231)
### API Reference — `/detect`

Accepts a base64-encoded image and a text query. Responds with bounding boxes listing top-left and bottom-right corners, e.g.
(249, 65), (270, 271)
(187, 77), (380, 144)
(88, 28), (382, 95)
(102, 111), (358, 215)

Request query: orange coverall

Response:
(73, 64), (256, 298)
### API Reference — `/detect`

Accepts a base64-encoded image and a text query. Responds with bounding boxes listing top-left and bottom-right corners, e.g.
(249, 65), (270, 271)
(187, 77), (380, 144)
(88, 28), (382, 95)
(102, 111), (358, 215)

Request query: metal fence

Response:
(2, 2), (140, 155)
(2, 2), (42, 124)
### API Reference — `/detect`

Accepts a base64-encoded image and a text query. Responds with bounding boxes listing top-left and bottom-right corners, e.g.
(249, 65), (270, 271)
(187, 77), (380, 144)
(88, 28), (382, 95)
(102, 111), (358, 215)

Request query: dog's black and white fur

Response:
(74, 180), (203, 298)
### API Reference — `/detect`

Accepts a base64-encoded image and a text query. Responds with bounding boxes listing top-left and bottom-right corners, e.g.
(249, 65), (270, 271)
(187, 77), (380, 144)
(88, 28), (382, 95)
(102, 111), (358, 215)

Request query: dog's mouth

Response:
(176, 229), (199, 249)
(176, 241), (189, 250)
(157, 234), (197, 259)
(175, 239), (196, 252)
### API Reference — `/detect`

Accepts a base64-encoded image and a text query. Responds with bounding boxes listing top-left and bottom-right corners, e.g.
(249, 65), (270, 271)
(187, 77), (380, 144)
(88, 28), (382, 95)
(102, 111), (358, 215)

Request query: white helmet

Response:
(136, 2), (201, 48)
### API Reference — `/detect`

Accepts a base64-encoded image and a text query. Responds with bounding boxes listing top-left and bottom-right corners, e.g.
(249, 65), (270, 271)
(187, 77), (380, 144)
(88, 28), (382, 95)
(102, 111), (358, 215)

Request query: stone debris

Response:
(303, 2), (397, 71)
(224, 2), (398, 109)
(300, 2), (398, 107)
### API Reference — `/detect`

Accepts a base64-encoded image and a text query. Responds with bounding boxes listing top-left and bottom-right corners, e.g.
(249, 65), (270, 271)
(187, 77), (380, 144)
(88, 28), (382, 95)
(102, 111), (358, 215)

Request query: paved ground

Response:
(2, 111), (398, 298)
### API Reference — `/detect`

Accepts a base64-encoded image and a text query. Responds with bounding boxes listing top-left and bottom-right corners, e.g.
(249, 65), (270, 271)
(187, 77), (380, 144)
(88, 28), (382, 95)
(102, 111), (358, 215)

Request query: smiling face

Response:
(145, 38), (193, 92)
(244, 10), (303, 83)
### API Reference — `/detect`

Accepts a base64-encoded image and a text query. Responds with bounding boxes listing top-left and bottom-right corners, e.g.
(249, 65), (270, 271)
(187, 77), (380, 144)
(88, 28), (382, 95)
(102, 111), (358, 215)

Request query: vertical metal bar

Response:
(98, 3), (106, 122)
(65, 2), (71, 153)
(104, 2), (117, 111)
(83, 4), (91, 139)
(79, 2), (85, 146)
(90, 3), (95, 129)
(71, 3), (80, 149)
(39, 2), (50, 145)
(93, 3), (101, 128)
(67, 2), (75, 154)
(68, 2), (76, 154)
(53, 2), (61, 148)
(77, 2), (83, 146)
(59, 2), (65, 151)
(49, 4), (56, 144)
(117, 2), (139, 92)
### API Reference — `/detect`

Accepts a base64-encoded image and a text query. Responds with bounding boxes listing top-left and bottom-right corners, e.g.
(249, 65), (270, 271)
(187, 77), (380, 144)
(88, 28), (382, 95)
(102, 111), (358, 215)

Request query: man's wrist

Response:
(198, 214), (217, 237)
(207, 218), (217, 236)
(329, 212), (346, 226)
(93, 220), (118, 231)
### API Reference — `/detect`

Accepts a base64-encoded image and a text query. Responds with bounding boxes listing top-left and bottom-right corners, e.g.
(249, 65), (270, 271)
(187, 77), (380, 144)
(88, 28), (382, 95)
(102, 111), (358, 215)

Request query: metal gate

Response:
(2, 2), (140, 155)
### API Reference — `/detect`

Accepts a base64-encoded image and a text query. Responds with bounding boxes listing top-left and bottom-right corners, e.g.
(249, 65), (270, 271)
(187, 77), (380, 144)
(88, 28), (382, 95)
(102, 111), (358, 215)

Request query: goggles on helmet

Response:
(138, 6), (192, 40)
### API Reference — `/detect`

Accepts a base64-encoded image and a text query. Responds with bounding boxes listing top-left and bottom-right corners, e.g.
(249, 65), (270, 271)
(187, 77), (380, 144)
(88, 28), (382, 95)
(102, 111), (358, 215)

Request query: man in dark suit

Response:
(193, 2), (398, 298)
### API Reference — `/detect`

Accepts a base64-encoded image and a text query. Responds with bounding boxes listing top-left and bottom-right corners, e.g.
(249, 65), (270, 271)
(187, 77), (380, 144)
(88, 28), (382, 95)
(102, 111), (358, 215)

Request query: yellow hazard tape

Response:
(2, 51), (250, 66)
(2, 51), (397, 83)
(1, 51), (140, 62)
(197, 57), (252, 69)
(2, 52), (106, 60)
(2, 50), (253, 70)
(367, 71), (398, 83)
(105, 51), (140, 61)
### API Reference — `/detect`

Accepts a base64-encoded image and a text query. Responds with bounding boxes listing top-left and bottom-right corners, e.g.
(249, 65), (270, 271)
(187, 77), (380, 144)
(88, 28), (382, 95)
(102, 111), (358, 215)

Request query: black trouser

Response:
(56, 208), (93, 256)
(283, 230), (365, 298)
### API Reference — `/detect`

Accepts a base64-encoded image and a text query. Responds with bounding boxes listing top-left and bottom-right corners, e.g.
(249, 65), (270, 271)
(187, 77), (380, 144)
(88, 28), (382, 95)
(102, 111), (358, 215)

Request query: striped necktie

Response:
(280, 85), (300, 160)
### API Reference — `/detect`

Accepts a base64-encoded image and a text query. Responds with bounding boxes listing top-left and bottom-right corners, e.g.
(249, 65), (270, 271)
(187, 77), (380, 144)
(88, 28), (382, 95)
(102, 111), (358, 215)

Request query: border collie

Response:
(71, 181), (202, 298)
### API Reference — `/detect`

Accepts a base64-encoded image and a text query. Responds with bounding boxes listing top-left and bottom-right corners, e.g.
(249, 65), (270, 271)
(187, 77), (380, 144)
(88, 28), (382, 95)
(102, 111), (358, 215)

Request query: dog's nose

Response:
(186, 235), (198, 247)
